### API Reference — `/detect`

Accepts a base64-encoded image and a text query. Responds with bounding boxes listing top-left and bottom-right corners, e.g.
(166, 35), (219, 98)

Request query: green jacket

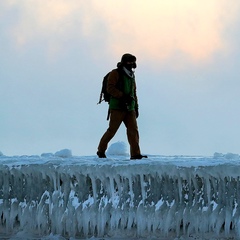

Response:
(107, 68), (138, 111)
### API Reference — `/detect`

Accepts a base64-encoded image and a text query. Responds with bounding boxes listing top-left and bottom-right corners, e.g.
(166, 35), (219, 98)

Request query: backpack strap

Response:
(106, 108), (110, 120)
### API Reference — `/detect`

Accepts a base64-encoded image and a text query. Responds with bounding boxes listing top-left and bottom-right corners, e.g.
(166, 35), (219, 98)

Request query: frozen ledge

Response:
(0, 155), (240, 239)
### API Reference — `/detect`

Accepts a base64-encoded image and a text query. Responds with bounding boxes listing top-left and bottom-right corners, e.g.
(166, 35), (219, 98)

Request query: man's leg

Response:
(124, 111), (141, 157)
(97, 110), (125, 156)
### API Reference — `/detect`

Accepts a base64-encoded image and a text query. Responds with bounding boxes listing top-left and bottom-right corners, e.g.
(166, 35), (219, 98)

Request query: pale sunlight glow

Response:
(6, 0), (240, 66)
(93, 0), (238, 64)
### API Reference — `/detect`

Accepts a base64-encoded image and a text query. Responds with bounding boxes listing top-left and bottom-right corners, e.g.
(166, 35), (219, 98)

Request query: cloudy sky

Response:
(1, 0), (240, 156)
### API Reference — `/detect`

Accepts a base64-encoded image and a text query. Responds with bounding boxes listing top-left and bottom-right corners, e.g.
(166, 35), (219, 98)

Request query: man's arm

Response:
(133, 80), (138, 107)
(107, 69), (123, 98)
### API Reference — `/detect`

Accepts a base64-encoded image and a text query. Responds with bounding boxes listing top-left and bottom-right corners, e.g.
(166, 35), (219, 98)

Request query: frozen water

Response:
(214, 152), (240, 160)
(0, 143), (240, 239)
(54, 149), (72, 158)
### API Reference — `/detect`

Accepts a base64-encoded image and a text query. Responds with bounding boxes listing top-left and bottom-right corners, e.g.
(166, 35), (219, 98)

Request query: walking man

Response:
(97, 53), (147, 160)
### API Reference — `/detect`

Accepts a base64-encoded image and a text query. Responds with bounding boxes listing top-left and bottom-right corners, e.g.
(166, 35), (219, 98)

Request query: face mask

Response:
(125, 62), (137, 71)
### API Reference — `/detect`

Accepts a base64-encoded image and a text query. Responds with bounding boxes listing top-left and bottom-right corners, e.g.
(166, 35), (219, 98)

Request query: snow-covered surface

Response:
(0, 142), (240, 240)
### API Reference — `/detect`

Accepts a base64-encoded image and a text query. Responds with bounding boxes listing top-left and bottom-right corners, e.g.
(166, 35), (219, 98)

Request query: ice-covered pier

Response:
(1, 152), (240, 239)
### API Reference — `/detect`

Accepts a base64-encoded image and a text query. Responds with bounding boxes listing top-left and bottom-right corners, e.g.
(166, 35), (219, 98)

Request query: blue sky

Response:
(1, 0), (240, 156)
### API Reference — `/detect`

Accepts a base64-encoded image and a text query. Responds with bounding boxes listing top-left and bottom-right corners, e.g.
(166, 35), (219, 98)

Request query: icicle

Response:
(1, 159), (240, 238)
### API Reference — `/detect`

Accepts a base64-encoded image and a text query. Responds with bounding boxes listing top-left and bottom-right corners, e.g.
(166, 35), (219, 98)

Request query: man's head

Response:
(119, 53), (137, 70)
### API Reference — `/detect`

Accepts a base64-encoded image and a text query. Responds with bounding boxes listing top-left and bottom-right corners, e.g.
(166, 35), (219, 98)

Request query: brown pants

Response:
(98, 109), (141, 157)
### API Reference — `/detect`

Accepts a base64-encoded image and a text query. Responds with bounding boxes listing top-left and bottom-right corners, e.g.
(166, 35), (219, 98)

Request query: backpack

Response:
(98, 68), (123, 105)
(98, 72), (111, 104)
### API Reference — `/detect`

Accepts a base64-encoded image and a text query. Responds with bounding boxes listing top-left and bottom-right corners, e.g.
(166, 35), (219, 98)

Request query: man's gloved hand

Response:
(135, 108), (139, 118)
(122, 94), (133, 104)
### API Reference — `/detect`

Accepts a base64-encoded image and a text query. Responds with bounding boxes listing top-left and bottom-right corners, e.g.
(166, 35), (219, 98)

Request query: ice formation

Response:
(106, 141), (129, 156)
(1, 150), (240, 239)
